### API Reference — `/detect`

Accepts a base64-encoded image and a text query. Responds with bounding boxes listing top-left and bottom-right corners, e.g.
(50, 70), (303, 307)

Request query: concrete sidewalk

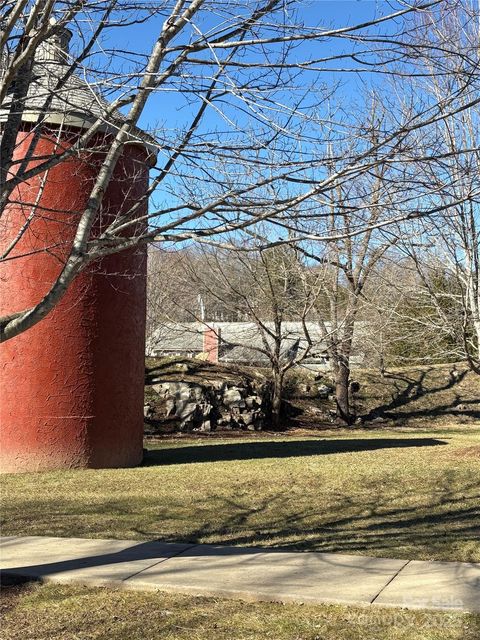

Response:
(1, 536), (479, 612)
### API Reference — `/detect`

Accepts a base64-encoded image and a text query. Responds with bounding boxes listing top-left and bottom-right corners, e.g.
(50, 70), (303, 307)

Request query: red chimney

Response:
(203, 326), (221, 363)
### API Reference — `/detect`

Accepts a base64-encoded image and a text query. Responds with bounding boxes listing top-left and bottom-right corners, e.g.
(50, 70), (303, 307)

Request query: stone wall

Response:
(145, 378), (269, 431)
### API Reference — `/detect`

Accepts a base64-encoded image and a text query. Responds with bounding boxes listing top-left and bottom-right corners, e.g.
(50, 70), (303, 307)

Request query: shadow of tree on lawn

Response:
(362, 368), (480, 423)
(131, 474), (480, 562)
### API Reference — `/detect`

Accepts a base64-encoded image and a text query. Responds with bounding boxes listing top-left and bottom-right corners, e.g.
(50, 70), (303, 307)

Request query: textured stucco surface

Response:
(0, 129), (148, 472)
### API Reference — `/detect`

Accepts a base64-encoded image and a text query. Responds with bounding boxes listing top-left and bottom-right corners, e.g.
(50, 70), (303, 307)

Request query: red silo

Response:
(0, 30), (154, 472)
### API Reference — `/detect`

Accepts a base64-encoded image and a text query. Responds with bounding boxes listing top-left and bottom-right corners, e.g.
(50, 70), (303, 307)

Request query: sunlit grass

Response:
(2, 426), (479, 562)
(1, 582), (479, 640)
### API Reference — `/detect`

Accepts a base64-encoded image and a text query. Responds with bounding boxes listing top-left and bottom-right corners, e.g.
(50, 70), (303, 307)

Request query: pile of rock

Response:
(147, 378), (268, 432)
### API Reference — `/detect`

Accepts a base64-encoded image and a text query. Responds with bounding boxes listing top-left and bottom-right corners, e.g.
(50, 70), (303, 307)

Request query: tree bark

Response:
(271, 370), (284, 430)
(334, 359), (354, 425)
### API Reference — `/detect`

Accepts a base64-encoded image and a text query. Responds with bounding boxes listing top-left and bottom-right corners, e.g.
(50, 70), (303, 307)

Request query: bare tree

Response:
(361, 255), (465, 369)
(5, 0), (477, 346)
(260, 0), (480, 418)
(148, 242), (317, 428)
(146, 247), (202, 344)
(391, 0), (480, 372)
(271, 101), (401, 425)
(400, 220), (479, 373)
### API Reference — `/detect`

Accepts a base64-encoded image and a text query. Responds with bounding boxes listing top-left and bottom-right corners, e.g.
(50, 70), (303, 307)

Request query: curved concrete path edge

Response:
(1, 536), (479, 613)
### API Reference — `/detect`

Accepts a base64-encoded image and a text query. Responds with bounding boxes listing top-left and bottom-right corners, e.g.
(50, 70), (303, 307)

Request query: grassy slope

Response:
(2, 425), (479, 562)
(288, 364), (480, 429)
(1, 582), (479, 640)
(355, 365), (480, 426)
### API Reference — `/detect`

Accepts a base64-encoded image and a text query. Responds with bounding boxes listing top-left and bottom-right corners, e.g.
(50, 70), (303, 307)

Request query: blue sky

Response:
(92, 0), (397, 130)
(75, 1), (424, 234)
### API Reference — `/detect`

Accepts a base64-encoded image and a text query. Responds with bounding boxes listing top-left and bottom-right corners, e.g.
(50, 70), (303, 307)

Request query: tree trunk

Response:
(379, 353), (386, 378)
(271, 371), (284, 430)
(473, 319), (480, 368)
(464, 316), (480, 375)
(334, 359), (354, 425)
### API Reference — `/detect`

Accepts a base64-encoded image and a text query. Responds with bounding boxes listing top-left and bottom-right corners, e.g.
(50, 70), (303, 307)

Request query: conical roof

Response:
(0, 28), (156, 156)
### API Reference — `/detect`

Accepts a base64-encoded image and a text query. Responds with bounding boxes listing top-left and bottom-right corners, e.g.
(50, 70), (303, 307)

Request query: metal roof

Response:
(148, 321), (336, 362)
(148, 320), (368, 364)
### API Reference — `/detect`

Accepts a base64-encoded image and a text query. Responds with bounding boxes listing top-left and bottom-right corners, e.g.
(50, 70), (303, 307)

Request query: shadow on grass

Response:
(0, 574), (33, 603)
(2, 480), (479, 613)
(129, 474), (480, 561)
(142, 438), (447, 466)
(362, 368), (480, 423)
(2, 468), (479, 571)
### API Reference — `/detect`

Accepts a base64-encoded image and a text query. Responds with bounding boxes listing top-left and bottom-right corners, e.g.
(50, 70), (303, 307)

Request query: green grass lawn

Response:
(1, 426), (479, 562)
(1, 581), (479, 640)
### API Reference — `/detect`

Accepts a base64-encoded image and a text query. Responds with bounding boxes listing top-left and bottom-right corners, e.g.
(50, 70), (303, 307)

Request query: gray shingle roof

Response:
(0, 30), (154, 152)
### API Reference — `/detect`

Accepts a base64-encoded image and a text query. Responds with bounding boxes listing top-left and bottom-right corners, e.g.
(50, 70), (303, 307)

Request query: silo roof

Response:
(0, 31), (157, 159)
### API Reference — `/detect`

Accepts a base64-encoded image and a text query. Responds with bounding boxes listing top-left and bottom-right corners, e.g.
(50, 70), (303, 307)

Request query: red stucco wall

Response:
(0, 129), (149, 472)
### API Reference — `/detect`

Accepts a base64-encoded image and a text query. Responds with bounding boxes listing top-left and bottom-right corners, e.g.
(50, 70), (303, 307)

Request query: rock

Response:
(241, 412), (254, 426)
(164, 397), (176, 417)
(207, 379), (226, 392)
(178, 401), (198, 420)
(200, 402), (212, 419)
(148, 373), (267, 432)
(197, 420), (211, 432)
(188, 385), (204, 402)
(317, 384), (331, 399)
(245, 395), (261, 409)
(223, 387), (245, 408)
(152, 383), (169, 397)
(144, 403), (153, 418)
